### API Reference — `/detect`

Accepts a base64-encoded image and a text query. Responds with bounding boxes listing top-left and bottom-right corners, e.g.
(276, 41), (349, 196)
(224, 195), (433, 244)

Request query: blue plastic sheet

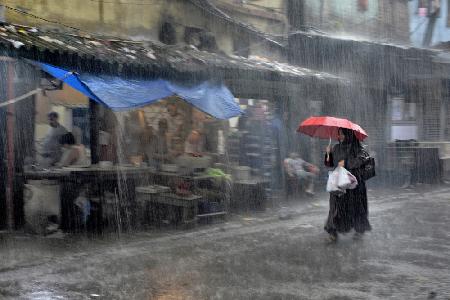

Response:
(38, 63), (100, 102)
(38, 62), (242, 119)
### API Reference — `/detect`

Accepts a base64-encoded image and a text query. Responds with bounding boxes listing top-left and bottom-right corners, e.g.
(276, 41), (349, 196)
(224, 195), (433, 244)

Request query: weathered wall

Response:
(3, 0), (285, 60)
(214, 0), (288, 35)
(5, 0), (177, 40)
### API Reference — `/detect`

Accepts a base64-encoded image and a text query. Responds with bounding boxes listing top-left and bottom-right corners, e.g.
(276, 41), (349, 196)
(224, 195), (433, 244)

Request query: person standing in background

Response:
(39, 112), (68, 167)
(271, 108), (289, 189)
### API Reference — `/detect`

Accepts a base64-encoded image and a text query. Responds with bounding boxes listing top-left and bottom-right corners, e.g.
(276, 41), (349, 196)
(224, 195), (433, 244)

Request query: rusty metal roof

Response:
(0, 22), (344, 85)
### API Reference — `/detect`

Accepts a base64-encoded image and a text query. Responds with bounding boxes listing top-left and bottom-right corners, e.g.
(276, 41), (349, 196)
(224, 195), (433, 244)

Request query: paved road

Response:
(1, 186), (450, 299)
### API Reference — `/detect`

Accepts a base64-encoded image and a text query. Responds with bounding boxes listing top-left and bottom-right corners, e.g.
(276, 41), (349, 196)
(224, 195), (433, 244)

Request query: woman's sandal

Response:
(327, 233), (338, 243)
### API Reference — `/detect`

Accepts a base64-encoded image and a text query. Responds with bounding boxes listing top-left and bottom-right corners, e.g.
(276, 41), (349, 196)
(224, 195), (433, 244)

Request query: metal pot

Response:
(232, 166), (251, 181)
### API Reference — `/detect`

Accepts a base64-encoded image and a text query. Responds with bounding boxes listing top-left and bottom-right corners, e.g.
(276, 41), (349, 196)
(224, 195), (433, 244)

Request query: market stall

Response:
(19, 62), (242, 232)
(1, 22), (345, 232)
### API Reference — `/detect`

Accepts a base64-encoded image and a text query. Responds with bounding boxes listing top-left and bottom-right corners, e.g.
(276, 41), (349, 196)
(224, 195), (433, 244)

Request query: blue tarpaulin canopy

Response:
(38, 62), (242, 119)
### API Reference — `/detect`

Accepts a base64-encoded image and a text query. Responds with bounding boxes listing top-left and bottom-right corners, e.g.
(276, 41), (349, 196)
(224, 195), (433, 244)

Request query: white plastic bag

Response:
(326, 169), (342, 193)
(327, 167), (358, 193)
(337, 167), (358, 190)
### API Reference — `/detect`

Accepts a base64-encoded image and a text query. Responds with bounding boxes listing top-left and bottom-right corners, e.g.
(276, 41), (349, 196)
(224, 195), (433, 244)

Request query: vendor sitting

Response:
(56, 133), (88, 167)
(184, 129), (204, 157)
(284, 152), (318, 196)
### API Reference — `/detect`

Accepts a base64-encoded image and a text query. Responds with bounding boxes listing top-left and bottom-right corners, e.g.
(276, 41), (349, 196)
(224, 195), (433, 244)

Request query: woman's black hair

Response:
(59, 132), (76, 145)
(339, 128), (362, 157)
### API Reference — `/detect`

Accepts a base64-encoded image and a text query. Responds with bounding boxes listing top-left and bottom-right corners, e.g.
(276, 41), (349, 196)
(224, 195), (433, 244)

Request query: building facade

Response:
(2, 0), (286, 60)
(288, 0), (410, 44)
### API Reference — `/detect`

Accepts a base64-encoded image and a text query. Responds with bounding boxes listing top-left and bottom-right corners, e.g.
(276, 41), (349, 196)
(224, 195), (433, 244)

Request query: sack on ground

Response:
(24, 181), (60, 234)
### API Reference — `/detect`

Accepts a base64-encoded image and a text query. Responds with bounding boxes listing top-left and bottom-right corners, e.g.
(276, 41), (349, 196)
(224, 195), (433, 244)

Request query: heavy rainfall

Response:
(0, 0), (449, 299)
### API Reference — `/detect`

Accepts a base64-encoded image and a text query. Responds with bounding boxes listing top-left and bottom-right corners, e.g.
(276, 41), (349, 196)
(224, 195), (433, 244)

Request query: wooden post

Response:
(89, 99), (100, 164)
(439, 80), (447, 142)
(6, 61), (15, 230)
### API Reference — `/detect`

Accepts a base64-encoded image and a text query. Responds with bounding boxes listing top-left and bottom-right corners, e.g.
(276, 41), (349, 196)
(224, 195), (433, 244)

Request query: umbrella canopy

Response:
(297, 116), (368, 141)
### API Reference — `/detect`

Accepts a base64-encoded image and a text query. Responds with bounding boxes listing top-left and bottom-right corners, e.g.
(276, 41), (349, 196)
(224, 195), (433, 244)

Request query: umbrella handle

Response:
(326, 138), (331, 162)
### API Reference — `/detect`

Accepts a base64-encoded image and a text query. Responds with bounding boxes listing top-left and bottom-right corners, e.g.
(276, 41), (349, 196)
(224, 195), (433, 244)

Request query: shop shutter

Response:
(423, 96), (441, 141)
(446, 97), (450, 140)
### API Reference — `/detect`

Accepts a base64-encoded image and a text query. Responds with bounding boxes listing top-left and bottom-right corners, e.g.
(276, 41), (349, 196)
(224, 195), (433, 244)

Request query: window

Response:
(184, 27), (203, 48)
(390, 97), (418, 141)
(391, 97), (417, 122)
(184, 27), (217, 52)
(418, 0), (440, 17)
(159, 22), (176, 45)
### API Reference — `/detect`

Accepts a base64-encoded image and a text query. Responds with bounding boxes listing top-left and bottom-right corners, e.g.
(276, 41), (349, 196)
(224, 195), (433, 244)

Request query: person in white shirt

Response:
(40, 112), (68, 166)
(284, 152), (318, 195)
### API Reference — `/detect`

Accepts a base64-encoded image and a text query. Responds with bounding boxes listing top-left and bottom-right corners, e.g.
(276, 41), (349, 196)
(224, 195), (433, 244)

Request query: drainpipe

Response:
(98, 0), (104, 25)
(6, 60), (15, 230)
(89, 100), (100, 165)
(0, 5), (5, 23)
(440, 83), (447, 141)
(422, 11), (438, 47)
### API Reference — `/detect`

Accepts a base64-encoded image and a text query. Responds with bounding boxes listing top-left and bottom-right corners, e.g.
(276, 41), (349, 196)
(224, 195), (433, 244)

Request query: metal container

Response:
(99, 161), (113, 168)
(232, 166), (251, 181)
(161, 164), (178, 173)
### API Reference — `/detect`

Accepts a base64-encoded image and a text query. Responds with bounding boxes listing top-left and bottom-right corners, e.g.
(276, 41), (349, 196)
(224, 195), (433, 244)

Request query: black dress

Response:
(324, 143), (372, 235)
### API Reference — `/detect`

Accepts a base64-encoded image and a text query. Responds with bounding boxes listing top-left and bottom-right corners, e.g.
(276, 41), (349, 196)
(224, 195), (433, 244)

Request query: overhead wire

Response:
(1, 1), (197, 37)
(0, 3), (88, 33)
(87, 0), (165, 5)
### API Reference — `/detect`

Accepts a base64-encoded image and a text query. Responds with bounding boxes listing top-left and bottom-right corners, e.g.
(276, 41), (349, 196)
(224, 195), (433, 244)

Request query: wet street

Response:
(1, 185), (450, 300)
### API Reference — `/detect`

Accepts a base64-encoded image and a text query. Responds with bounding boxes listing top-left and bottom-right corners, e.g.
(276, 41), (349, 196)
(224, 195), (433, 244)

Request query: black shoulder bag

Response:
(360, 153), (376, 181)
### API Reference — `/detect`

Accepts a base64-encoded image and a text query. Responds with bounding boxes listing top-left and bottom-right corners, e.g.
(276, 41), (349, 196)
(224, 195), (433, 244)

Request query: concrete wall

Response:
(215, 0), (288, 35)
(5, 0), (175, 40)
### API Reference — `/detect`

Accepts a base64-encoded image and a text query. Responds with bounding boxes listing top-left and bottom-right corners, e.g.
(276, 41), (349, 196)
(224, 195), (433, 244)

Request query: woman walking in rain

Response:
(324, 128), (372, 242)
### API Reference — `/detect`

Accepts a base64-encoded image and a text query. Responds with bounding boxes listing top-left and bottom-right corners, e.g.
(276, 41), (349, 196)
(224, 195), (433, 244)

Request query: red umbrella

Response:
(297, 116), (368, 141)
